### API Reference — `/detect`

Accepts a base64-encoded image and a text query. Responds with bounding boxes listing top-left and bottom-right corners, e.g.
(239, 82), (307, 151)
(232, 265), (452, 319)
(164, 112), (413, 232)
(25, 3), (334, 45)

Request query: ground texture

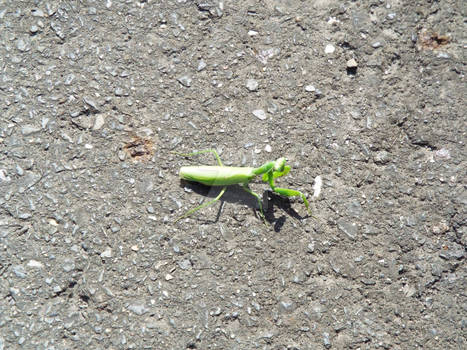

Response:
(0, 1), (465, 349)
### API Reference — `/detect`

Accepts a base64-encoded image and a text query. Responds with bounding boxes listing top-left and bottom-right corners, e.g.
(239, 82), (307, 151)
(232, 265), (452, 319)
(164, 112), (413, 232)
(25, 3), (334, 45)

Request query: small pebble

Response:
(62, 259), (75, 272)
(178, 259), (191, 270)
(279, 300), (296, 313)
(21, 125), (41, 135)
(337, 220), (357, 240)
(93, 115), (105, 130)
(100, 247), (112, 258)
(246, 79), (259, 91)
(323, 332), (331, 348)
(64, 74), (75, 85)
(13, 265), (27, 278)
(312, 175), (323, 198)
(16, 165), (24, 176)
(346, 58), (358, 68)
(372, 41), (382, 48)
(324, 44), (335, 54)
(437, 52), (450, 59)
(248, 30), (258, 36)
(18, 212), (32, 219)
(434, 149), (450, 160)
(197, 59), (206, 71)
(374, 150), (390, 164)
(305, 85), (315, 92)
(31, 9), (45, 17)
(252, 109), (267, 120)
(16, 38), (30, 52)
(264, 144), (272, 153)
(127, 303), (148, 315)
(83, 97), (99, 111)
(177, 75), (192, 87)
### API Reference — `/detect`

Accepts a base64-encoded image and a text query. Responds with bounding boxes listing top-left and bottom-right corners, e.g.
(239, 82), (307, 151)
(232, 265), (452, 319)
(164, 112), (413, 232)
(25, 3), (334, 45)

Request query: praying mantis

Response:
(174, 149), (311, 222)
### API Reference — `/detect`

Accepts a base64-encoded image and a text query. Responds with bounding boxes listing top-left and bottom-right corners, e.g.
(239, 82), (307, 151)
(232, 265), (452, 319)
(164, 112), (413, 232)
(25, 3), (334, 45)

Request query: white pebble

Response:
(305, 85), (315, 92)
(312, 175), (322, 199)
(246, 79), (259, 91)
(16, 165), (24, 176)
(324, 44), (335, 54)
(100, 247), (112, 258)
(252, 109), (267, 120)
(197, 59), (206, 71)
(93, 114), (105, 130)
(27, 260), (44, 268)
(434, 148), (450, 160)
(264, 144), (272, 153)
(21, 125), (41, 135)
(346, 58), (358, 68)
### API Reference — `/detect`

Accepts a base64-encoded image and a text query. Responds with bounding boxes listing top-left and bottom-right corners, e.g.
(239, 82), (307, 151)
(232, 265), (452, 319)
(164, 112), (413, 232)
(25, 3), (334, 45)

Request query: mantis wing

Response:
(262, 165), (291, 182)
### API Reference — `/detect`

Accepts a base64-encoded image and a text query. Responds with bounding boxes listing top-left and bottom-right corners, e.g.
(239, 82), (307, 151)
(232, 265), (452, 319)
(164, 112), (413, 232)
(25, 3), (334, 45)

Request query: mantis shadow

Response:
(263, 190), (305, 232)
(179, 181), (260, 222)
(179, 181), (306, 231)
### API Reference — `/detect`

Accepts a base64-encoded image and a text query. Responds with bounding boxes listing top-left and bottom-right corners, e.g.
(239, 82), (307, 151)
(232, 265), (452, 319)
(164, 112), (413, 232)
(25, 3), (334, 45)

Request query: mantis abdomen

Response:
(180, 166), (255, 186)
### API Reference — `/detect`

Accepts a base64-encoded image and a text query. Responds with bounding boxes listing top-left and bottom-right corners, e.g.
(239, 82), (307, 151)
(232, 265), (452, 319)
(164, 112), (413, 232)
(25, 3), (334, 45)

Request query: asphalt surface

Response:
(0, 1), (465, 349)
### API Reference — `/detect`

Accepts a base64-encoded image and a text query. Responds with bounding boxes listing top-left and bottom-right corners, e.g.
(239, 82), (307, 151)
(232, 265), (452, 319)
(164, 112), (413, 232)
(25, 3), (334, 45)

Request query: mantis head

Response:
(274, 157), (286, 172)
(262, 157), (291, 181)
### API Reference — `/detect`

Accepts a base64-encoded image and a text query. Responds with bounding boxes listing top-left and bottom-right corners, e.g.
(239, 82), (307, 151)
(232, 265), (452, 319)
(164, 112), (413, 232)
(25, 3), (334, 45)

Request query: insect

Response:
(174, 149), (311, 222)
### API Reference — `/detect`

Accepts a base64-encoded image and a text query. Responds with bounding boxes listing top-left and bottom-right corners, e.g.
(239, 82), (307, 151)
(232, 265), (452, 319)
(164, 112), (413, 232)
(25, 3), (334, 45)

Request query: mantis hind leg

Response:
(174, 149), (225, 222)
(242, 183), (267, 223)
(175, 186), (227, 222)
(172, 149), (223, 166)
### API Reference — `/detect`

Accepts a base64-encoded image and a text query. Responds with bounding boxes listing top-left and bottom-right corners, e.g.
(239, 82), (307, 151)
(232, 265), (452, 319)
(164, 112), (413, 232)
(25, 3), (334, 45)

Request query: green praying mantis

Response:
(174, 149), (311, 222)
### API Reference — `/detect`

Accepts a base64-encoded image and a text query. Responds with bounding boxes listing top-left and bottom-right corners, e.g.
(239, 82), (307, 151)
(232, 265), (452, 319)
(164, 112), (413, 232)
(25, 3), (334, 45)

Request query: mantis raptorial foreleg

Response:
(264, 171), (311, 215)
